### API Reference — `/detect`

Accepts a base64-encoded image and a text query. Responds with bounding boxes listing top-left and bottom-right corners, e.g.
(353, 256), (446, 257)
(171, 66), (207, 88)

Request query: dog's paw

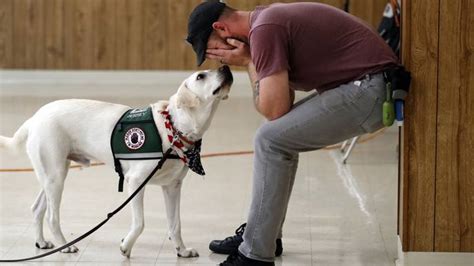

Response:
(35, 240), (54, 249)
(120, 241), (131, 258)
(60, 245), (79, 253)
(177, 247), (199, 258)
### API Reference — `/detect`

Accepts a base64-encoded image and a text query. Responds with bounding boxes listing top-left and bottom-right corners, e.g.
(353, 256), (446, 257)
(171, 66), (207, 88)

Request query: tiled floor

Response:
(0, 77), (398, 265)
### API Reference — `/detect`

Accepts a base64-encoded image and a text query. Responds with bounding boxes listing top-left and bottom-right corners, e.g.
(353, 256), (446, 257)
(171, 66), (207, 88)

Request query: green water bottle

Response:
(383, 81), (395, 127)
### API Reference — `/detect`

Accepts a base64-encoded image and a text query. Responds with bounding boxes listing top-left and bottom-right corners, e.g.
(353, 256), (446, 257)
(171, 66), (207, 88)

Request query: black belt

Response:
(382, 66), (411, 92)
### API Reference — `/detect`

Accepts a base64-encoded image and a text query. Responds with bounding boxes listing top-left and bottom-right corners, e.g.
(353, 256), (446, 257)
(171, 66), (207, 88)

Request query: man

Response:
(187, 1), (398, 265)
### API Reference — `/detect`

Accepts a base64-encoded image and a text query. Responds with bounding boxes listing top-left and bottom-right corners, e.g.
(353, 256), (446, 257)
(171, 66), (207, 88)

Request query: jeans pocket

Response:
(360, 97), (384, 133)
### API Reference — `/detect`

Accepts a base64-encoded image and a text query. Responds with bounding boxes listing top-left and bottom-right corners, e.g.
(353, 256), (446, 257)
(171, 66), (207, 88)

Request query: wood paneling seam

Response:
(433, 0), (441, 252)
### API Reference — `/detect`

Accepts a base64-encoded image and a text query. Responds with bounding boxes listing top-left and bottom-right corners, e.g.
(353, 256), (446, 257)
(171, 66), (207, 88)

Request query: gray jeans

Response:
(238, 73), (387, 262)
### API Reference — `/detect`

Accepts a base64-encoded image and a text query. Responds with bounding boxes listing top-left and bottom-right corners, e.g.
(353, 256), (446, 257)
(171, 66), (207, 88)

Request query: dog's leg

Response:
(120, 177), (145, 258)
(43, 161), (78, 253)
(162, 181), (198, 258)
(31, 152), (78, 253)
(28, 137), (77, 253)
(31, 190), (54, 249)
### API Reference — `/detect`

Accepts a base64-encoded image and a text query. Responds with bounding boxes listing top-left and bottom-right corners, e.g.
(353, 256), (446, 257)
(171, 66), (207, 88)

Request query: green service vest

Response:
(111, 107), (164, 192)
(111, 107), (180, 192)
(111, 107), (163, 160)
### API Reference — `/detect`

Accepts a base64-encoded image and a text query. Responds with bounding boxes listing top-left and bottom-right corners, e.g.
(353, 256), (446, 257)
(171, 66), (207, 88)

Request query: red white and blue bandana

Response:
(161, 110), (205, 176)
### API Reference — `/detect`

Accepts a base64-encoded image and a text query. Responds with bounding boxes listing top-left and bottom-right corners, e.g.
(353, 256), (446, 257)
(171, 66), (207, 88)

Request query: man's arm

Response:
(207, 38), (293, 120)
(248, 62), (292, 120)
(247, 62), (260, 108)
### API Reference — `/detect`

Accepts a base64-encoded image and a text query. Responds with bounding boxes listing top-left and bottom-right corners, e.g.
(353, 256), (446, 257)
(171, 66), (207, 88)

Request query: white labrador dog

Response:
(0, 65), (233, 258)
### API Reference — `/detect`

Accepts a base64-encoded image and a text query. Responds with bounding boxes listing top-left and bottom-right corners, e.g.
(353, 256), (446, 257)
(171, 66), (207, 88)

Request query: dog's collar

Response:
(160, 110), (195, 148)
(160, 110), (205, 176)
(176, 131), (195, 146)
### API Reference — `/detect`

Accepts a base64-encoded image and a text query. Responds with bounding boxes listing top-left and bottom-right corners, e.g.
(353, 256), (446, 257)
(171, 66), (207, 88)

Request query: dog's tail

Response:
(0, 119), (30, 154)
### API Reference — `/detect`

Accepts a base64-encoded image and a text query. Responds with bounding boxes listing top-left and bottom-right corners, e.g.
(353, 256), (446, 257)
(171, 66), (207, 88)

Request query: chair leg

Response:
(340, 140), (349, 153)
(342, 136), (359, 164)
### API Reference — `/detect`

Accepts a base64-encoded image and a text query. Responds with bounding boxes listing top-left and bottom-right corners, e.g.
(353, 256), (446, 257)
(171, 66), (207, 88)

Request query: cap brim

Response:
(196, 41), (206, 67)
(189, 31), (211, 67)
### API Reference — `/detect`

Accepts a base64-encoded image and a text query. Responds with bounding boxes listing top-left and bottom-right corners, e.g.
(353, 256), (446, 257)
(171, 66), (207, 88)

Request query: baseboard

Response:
(395, 236), (474, 266)
(0, 70), (252, 98)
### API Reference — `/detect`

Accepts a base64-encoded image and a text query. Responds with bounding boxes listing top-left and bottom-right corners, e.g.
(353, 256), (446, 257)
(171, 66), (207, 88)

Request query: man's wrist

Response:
(244, 58), (251, 67)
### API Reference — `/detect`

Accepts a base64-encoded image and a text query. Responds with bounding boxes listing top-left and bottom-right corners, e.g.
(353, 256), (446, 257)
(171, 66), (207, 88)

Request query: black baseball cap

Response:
(187, 0), (226, 66)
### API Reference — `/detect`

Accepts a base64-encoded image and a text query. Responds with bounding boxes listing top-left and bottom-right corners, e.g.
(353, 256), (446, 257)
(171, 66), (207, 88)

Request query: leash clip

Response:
(171, 133), (180, 145)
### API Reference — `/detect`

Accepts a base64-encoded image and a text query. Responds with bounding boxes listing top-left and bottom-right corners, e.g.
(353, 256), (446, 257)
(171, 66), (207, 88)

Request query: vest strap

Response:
(114, 158), (125, 192)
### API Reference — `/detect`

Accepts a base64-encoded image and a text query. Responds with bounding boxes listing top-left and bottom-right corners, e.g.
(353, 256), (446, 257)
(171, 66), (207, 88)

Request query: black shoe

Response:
(209, 223), (283, 257)
(275, 238), (282, 257)
(219, 251), (275, 266)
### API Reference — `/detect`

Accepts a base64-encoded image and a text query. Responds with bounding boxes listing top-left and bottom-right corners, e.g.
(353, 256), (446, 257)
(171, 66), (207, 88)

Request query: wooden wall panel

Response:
(401, 0), (474, 252)
(166, 0), (186, 69)
(3, 0), (388, 70)
(116, 0), (144, 70)
(435, 0), (474, 252)
(12, 0), (27, 68)
(115, 0), (131, 69)
(0, 0), (13, 69)
(315, 0), (345, 9)
(127, 0), (144, 70)
(13, 0), (45, 68)
(400, 0), (439, 252)
(28, 0), (45, 68)
(349, 0), (387, 28)
(66, 0), (94, 69)
(93, 0), (116, 69)
(143, 0), (166, 69)
(45, 0), (65, 69)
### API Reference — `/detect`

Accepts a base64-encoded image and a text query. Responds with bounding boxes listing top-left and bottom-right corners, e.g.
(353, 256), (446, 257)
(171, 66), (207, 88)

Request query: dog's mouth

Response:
(213, 65), (233, 98)
(219, 65), (233, 86)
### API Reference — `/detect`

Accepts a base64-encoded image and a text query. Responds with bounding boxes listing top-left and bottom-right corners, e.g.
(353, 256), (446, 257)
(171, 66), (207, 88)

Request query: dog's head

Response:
(166, 65), (233, 139)
(175, 65), (233, 108)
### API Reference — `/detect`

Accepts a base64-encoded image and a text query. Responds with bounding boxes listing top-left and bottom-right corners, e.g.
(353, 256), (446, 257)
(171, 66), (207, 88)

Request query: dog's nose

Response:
(219, 65), (230, 73)
(219, 65), (233, 85)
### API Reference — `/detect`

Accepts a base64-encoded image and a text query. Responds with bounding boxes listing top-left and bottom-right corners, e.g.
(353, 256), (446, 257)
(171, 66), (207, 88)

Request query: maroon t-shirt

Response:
(249, 3), (398, 92)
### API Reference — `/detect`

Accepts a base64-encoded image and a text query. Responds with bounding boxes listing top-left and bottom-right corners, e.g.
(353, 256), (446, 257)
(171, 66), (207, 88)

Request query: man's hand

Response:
(206, 38), (251, 66)
(207, 32), (234, 50)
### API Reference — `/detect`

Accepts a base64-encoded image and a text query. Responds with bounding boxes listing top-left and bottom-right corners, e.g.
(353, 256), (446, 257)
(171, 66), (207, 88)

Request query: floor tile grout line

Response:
(73, 230), (94, 264)
(154, 232), (168, 265)
(0, 222), (32, 260)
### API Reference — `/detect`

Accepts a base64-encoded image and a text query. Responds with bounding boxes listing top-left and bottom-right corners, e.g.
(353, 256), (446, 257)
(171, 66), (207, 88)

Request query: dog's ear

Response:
(176, 83), (200, 108)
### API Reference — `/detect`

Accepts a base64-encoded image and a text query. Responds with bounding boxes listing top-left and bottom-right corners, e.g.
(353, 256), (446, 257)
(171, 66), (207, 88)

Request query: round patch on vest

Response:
(124, 127), (146, 150)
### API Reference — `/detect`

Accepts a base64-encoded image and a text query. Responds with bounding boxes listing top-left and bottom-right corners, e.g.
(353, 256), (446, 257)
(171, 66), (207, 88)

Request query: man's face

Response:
(207, 31), (233, 50)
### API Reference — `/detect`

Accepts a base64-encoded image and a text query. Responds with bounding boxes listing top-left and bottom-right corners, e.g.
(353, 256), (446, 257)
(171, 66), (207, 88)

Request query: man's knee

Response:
(254, 122), (297, 159)
(254, 122), (279, 147)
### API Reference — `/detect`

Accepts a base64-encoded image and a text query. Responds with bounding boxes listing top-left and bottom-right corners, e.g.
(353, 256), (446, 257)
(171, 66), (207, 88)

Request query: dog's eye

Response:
(196, 74), (205, 80)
